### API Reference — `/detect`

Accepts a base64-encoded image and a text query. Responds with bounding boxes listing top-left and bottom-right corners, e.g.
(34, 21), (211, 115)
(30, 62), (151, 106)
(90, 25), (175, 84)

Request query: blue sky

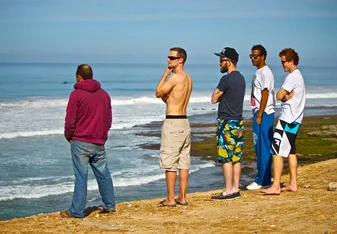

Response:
(1, 0), (336, 65)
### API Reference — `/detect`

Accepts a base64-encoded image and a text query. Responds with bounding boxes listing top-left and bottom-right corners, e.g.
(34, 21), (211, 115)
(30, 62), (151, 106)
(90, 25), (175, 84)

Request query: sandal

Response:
(98, 205), (116, 213)
(158, 200), (177, 207)
(60, 210), (78, 218)
(175, 199), (189, 206)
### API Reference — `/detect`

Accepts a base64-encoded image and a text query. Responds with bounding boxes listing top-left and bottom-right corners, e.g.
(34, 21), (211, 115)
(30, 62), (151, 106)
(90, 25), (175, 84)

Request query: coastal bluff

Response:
(1, 158), (336, 233)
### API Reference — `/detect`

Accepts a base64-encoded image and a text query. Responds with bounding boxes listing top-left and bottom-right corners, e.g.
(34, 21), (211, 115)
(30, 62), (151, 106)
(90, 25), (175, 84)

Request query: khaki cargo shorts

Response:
(159, 118), (191, 171)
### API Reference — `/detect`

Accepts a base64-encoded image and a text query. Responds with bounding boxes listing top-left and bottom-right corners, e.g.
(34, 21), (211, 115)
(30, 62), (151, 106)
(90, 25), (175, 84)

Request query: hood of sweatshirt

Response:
(74, 79), (101, 92)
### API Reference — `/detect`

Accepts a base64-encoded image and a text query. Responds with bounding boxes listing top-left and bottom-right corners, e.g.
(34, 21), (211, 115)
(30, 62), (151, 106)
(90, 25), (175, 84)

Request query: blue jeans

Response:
(253, 112), (274, 186)
(69, 140), (115, 218)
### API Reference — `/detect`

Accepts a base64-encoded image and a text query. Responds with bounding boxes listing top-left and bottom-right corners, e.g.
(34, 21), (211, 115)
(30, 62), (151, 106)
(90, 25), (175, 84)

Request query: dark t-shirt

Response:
(217, 71), (246, 120)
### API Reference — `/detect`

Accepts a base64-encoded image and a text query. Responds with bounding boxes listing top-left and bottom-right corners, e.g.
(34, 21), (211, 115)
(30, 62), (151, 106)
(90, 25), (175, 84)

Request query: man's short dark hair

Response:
(251, 44), (267, 59)
(76, 64), (93, 80)
(170, 47), (187, 64)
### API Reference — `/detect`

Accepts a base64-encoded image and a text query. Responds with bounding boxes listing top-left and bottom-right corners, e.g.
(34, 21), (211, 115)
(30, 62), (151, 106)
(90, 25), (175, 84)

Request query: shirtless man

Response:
(155, 47), (192, 207)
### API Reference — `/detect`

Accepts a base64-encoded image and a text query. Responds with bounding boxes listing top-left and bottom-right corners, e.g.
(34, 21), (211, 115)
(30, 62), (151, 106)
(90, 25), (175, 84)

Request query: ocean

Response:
(0, 62), (336, 220)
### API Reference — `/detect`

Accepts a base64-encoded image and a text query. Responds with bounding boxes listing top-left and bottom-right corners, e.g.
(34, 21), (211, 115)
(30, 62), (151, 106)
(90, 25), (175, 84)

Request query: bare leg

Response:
(177, 169), (189, 203)
(223, 162), (234, 195)
(232, 162), (241, 193)
(261, 155), (283, 195)
(163, 170), (177, 205)
(281, 154), (298, 192)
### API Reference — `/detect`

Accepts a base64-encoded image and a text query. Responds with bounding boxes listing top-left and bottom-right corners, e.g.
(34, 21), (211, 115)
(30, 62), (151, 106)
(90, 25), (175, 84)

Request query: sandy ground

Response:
(1, 159), (336, 234)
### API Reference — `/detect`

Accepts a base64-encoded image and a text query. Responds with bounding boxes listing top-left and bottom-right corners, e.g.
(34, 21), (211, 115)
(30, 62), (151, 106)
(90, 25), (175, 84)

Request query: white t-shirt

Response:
(279, 69), (306, 123)
(250, 65), (275, 115)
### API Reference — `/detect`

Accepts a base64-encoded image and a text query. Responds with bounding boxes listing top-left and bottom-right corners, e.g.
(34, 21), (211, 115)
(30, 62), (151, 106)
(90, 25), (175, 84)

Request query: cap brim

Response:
(214, 53), (225, 57)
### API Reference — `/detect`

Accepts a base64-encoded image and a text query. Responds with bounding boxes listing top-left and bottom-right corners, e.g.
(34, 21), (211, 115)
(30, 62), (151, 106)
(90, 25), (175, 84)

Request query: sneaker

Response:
(211, 192), (235, 200)
(246, 182), (262, 190)
(232, 191), (241, 199)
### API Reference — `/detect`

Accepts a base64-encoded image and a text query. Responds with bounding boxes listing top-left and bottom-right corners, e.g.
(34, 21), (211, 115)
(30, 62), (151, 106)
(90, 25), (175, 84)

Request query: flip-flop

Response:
(175, 199), (188, 206)
(60, 210), (78, 218)
(158, 200), (177, 207)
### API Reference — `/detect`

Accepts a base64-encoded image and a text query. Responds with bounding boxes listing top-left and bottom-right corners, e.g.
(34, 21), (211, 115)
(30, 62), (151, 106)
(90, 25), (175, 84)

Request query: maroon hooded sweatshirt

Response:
(64, 79), (112, 145)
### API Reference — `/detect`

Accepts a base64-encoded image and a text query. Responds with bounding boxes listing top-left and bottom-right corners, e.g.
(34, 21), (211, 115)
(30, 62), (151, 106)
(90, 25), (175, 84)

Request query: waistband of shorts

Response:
(166, 115), (187, 119)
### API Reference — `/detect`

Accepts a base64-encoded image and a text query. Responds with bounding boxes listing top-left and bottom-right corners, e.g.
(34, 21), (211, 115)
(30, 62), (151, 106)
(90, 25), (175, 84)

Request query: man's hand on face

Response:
(164, 67), (173, 77)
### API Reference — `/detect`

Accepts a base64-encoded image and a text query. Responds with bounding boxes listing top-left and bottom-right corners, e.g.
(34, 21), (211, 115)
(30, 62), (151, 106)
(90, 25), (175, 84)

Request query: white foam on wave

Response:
(111, 117), (162, 130)
(1, 90), (336, 110)
(0, 129), (63, 139)
(0, 161), (215, 201)
(112, 97), (162, 105)
(0, 99), (68, 109)
(113, 145), (140, 150)
(0, 182), (75, 201)
(0, 95), (245, 109)
(148, 153), (159, 158)
(190, 160), (215, 173)
(9, 176), (71, 184)
(305, 103), (337, 108)
(306, 93), (337, 99)
(0, 118), (163, 139)
(114, 174), (165, 187)
(1, 90), (336, 140)
(113, 95), (251, 105)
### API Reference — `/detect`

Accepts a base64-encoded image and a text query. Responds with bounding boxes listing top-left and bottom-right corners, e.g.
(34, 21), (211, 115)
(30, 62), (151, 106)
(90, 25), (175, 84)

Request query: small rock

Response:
(318, 215), (325, 220)
(271, 225), (276, 228)
(328, 182), (337, 191)
(304, 185), (311, 188)
(128, 204), (133, 208)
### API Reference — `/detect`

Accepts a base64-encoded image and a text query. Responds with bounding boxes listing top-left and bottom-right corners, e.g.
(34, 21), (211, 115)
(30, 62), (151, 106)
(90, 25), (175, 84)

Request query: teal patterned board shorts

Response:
(216, 119), (244, 164)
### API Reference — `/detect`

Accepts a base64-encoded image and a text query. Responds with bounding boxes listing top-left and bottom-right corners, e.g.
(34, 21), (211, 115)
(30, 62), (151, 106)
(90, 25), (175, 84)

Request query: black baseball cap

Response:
(214, 47), (239, 63)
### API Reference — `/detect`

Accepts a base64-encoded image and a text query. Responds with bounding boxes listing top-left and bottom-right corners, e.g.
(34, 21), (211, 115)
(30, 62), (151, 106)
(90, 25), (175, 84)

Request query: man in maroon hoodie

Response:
(61, 64), (115, 218)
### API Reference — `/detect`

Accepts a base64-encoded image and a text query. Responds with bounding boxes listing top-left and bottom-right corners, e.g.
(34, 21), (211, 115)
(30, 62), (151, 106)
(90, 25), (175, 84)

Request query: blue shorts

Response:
(216, 119), (244, 164)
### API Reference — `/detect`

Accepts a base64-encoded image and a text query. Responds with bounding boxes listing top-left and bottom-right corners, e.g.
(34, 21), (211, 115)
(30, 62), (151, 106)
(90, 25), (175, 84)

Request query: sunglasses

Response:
(220, 59), (230, 63)
(249, 54), (261, 59)
(168, 56), (181, 61)
(281, 60), (288, 64)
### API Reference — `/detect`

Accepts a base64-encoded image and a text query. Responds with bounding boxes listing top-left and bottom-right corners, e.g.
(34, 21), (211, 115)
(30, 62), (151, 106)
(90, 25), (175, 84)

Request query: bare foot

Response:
(281, 185), (298, 192)
(260, 186), (281, 195)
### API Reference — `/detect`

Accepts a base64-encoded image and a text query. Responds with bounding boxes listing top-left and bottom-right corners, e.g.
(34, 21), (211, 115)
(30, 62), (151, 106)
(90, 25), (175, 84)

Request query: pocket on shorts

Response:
(160, 127), (186, 169)
(160, 143), (174, 169)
